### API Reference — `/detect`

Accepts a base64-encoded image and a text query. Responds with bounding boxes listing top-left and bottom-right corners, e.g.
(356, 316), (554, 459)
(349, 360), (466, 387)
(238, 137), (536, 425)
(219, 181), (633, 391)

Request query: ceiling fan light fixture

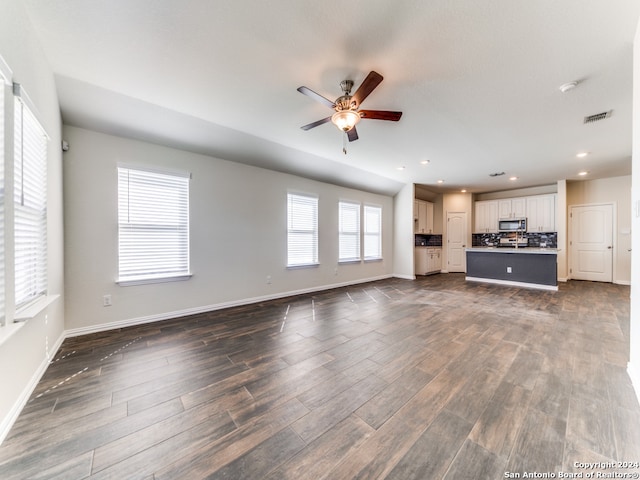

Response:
(331, 110), (361, 132)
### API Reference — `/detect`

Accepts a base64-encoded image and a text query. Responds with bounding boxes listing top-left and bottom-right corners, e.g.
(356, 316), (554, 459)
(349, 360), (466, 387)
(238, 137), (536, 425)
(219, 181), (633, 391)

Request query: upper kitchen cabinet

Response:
(526, 194), (556, 232)
(474, 200), (499, 233)
(414, 199), (434, 234)
(498, 197), (526, 219)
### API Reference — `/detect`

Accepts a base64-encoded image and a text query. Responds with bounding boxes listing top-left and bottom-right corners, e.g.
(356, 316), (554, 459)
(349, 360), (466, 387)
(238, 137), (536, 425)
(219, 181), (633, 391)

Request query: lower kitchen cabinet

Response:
(415, 247), (442, 275)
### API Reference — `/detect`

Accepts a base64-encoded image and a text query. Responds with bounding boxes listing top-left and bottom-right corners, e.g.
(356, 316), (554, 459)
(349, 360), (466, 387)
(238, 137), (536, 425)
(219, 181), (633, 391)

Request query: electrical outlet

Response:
(266, 275), (272, 284)
(103, 294), (112, 307)
(506, 267), (512, 273)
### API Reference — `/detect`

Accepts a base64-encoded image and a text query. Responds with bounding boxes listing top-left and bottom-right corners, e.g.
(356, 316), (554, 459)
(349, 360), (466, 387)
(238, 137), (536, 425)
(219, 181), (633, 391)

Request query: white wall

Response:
(392, 183), (415, 279)
(63, 126), (394, 333)
(629, 17), (640, 400)
(567, 175), (632, 284)
(0, 0), (65, 442)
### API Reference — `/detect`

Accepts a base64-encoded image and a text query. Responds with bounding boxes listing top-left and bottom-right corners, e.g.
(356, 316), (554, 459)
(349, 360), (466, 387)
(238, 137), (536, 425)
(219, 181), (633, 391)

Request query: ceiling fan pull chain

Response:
(343, 131), (347, 154)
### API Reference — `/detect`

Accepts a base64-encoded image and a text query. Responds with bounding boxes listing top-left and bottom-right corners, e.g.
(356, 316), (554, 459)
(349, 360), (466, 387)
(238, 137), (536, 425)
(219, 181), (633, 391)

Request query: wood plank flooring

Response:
(2, 274), (640, 479)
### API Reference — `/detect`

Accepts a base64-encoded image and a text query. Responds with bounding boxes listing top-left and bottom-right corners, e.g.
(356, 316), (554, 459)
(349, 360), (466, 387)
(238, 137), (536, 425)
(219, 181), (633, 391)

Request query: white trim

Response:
(0, 330), (66, 445)
(13, 83), (49, 139)
(0, 55), (12, 84)
(66, 274), (394, 338)
(116, 162), (191, 179)
(615, 280), (631, 286)
(465, 276), (558, 291)
(14, 294), (60, 322)
(393, 273), (416, 280)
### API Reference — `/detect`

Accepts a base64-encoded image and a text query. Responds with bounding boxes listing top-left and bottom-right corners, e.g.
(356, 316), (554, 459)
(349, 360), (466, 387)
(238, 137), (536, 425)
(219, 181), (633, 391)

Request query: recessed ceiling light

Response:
(576, 152), (589, 158)
(578, 171), (589, 176)
(396, 166), (405, 171)
(420, 160), (430, 165)
(461, 189), (467, 193)
(437, 179), (444, 184)
(509, 176), (518, 181)
(559, 81), (579, 93)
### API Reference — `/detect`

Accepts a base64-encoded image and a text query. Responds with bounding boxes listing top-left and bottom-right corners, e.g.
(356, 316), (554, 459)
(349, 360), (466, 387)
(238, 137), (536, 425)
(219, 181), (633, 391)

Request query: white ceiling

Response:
(23, 0), (640, 196)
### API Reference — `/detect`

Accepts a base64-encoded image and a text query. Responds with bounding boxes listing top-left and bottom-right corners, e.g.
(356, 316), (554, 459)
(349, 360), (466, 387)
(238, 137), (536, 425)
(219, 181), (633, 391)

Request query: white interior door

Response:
(570, 204), (613, 282)
(447, 212), (467, 273)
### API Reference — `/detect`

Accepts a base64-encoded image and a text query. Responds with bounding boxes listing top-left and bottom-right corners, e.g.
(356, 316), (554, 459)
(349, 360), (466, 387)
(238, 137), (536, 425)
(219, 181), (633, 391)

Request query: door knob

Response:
(607, 246), (612, 249)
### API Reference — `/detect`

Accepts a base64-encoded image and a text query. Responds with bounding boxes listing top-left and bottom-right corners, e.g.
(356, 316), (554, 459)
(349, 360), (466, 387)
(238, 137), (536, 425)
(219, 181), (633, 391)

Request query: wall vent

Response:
(583, 110), (612, 124)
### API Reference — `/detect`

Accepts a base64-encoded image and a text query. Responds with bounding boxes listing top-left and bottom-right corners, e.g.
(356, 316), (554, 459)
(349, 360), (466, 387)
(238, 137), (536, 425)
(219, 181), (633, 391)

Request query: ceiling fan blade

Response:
(297, 86), (335, 109)
(347, 127), (359, 142)
(352, 71), (383, 107)
(301, 116), (332, 131)
(359, 110), (402, 121)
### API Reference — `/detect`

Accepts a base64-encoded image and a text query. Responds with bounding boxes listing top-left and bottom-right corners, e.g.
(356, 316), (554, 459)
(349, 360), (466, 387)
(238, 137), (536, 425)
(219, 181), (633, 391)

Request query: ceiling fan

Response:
(297, 71), (402, 143)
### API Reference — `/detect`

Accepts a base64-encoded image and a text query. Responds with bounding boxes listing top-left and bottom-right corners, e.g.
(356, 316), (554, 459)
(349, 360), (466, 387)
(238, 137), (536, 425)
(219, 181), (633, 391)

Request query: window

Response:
(14, 92), (47, 308)
(287, 193), (318, 266)
(117, 166), (190, 284)
(338, 201), (360, 262)
(363, 205), (382, 260)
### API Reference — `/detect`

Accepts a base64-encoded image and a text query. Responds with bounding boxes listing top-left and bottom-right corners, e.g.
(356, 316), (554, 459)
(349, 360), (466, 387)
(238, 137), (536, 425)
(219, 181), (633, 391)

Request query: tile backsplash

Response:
(472, 232), (557, 248)
(415, 234), (443, 246)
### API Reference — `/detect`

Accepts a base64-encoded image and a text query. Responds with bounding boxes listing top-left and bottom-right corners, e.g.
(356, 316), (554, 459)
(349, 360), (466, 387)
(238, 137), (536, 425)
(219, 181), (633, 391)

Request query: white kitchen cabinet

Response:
(415, 247), (441, 275)
(474, 200), (499, 233)
(498, 197), (526, 219)
(414, 199), (434, 234)
(526, 194), (556, 232)
(428, 247), (442, 273)
(414, 247), (428, 275)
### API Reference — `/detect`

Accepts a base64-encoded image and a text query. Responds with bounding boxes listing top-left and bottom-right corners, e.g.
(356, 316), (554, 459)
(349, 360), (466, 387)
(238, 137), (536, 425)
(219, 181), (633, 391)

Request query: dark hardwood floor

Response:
(1, 274), (639, 479)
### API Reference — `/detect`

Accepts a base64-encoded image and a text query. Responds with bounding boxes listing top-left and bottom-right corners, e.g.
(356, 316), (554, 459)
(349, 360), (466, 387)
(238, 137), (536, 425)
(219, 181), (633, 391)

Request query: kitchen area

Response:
(414, 188), (560, 290)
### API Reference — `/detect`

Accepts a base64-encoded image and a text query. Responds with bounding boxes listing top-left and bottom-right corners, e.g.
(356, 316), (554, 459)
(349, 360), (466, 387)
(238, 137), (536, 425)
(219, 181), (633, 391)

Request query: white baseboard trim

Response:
(392, 274), (415, 280)
(615, 280), (631, 286)
(465, 276), (559, 292)
(0, 330), (66, 445)
(66, 274), (394, 338)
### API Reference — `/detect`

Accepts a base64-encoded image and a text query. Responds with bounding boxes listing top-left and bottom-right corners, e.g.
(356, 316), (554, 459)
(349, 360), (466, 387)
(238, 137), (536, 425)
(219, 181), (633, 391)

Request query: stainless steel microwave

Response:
(498, 218), (527, 232)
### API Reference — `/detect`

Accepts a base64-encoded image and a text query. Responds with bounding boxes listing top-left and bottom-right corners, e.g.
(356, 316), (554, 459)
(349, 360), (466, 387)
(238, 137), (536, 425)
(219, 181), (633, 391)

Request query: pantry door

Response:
(570, 204), (613, 282)
(447, 212), (467, 273)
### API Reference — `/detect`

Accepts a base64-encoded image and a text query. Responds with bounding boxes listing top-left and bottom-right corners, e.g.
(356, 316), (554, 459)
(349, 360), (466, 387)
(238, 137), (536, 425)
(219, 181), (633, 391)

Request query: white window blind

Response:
(287, 193), (318, 266)
(364, 205), (382, 260)
(118, 166), (190, 283)
(14, 97), (47, 308)
(338, 201), (360, 262)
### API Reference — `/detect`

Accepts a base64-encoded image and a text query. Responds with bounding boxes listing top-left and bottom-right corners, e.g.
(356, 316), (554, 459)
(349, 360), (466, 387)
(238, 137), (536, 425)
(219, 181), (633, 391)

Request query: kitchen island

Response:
(466, 247), (558, 291)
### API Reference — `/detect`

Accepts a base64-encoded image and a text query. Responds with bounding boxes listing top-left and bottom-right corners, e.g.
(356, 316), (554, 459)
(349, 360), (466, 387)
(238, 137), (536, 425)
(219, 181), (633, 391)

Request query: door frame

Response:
(568, 202), (616, 282)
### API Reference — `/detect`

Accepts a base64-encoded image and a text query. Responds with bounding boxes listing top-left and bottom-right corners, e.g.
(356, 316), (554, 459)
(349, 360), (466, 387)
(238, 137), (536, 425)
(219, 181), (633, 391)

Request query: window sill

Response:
(117, 273), (192, 286)
(338, 259), (362, 265)
(286, 263), (320, 270)
(364, 257), (383, 263)
(14, 294), (60, 322)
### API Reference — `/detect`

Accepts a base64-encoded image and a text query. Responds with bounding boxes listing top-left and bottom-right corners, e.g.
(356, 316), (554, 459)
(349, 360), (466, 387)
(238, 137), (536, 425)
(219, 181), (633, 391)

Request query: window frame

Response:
(338, 200), (361, 263)
(13, 85), (48, 311)
(363, 204), (383, 261)
(287, 192), (319, 268)
(117, 165), (191, 286)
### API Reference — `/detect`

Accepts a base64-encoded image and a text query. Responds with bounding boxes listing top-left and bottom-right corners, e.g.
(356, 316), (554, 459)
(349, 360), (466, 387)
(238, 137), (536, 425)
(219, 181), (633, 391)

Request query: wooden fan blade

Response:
(347, 127), (359, 142)
(359, 110), (402, 121)
(352, 71), (383, 107)
(297, 86), (335, 109)
(301, 116), (332, 131)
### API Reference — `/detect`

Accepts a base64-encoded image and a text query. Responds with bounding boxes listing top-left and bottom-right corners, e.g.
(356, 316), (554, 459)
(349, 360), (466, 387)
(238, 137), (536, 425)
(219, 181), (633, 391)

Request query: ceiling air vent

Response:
(584, 110), (612, 124)
(489, 172), (505, 177)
